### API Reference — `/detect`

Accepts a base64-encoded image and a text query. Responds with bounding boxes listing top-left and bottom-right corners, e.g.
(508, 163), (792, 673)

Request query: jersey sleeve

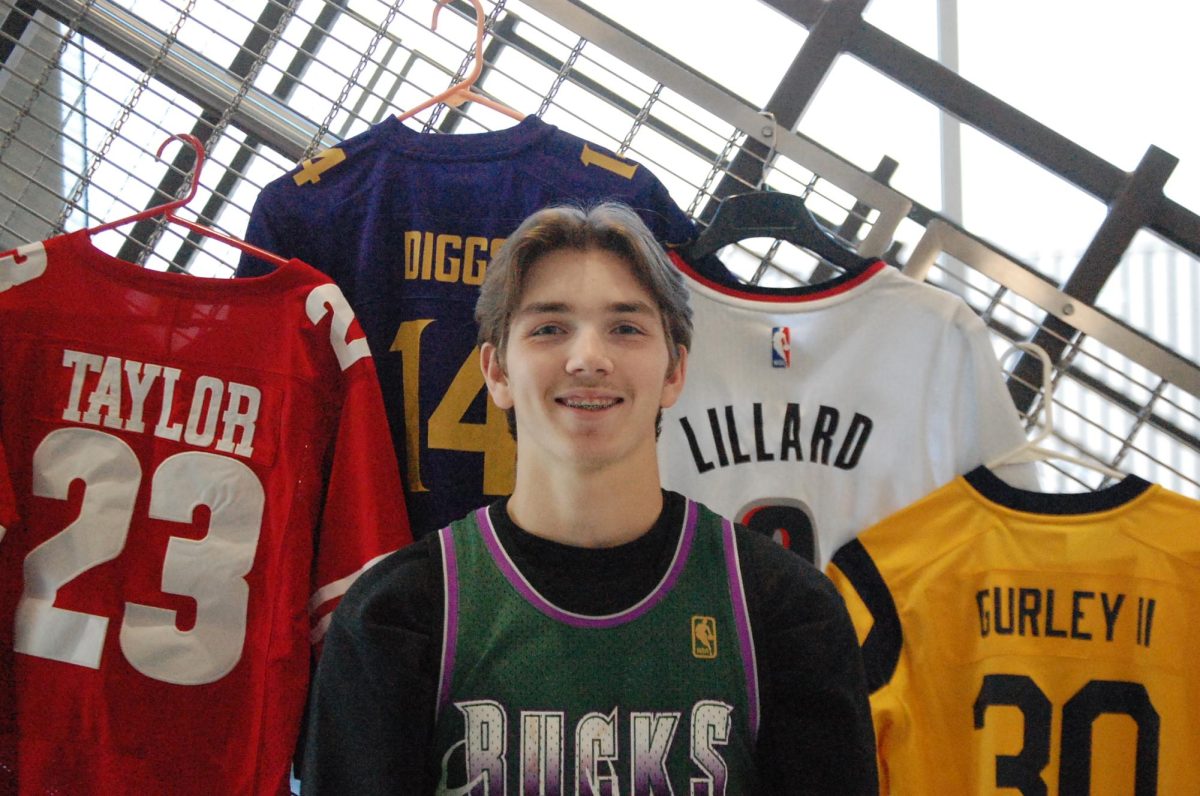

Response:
(825, 539), (903, 794)
(307, 299), (414, 645)
(741, 529), (879, 793)
(635, 172), (697, 249)
(937, 302), (1041, 489)
(303, 536), (443, 794)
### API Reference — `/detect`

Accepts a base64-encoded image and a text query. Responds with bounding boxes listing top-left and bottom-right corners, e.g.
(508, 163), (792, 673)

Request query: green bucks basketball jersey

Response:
(433, 499), (758, 795)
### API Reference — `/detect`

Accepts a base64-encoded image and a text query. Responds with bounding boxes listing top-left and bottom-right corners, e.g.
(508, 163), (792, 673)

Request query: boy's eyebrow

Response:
(610, 300), (656, 315)
(517, 300), (657, 315)
(517, 301), (570, 315)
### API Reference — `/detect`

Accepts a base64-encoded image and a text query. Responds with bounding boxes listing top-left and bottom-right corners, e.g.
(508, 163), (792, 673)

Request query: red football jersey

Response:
(0, 232), (411, 794)
(0, 436), (13, 542)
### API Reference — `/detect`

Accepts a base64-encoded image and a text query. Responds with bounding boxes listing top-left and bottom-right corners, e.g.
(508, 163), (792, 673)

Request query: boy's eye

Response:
(614, 323), (644, 335)
(530, 323), (564, 336)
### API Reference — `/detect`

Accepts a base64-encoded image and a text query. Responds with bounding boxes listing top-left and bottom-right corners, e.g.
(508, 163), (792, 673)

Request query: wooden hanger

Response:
(986, 342), (1125, 481)
(396, 0), (524, 123)
(88, 133), (290, 269)
(682, 191), (874, 280)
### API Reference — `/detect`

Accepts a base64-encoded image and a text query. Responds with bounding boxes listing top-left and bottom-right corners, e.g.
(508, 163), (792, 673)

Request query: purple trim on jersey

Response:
(436, 527), (459, 717)
(475, 500), (699, 628)
(722, 517), (760, 739)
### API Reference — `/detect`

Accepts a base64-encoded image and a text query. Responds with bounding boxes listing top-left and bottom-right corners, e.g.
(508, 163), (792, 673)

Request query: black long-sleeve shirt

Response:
(302, 491), (878, 794)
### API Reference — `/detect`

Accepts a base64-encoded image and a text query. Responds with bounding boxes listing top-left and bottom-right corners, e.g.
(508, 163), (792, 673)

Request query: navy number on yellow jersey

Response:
(975, 674), (1159, 794)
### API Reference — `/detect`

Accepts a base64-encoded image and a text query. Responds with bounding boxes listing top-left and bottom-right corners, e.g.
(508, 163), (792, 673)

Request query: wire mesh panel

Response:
(917, 239), (1200, 497)
(1, 0), (1197, 504)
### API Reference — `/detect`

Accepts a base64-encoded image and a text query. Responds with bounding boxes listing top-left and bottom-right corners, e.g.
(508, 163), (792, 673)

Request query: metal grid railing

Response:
(1, 0), (1197, 498)
(926, 252), (1200, 493)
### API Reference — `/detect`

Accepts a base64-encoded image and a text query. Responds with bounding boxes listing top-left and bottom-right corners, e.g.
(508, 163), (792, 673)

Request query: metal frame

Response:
(535, 0), (1200, 401)
(1, 0), (1197, 493)
(523, 0), (912, 259)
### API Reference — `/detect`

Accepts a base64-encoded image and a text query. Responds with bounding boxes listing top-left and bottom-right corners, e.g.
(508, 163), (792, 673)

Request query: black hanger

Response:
(683, 191), (874, 279)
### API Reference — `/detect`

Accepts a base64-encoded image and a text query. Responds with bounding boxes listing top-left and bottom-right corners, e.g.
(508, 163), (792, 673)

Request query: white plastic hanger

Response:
(986, 341), (1125, 481)
(397, 0), (524, 123)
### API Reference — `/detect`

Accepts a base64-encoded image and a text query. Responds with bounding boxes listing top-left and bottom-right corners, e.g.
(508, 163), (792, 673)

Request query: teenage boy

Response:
(302, 203), (878, 794)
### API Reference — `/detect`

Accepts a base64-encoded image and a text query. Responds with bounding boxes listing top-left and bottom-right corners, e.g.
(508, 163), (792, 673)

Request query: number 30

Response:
(974, 673), (1159, 794)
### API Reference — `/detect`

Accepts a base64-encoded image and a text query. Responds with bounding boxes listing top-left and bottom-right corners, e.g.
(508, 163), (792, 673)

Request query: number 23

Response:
(14, 427), (264, 686)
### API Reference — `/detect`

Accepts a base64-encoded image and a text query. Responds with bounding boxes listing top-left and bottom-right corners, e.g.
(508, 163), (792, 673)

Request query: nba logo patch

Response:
(771, 326), (791, 368)
(691, 616), (717, 659)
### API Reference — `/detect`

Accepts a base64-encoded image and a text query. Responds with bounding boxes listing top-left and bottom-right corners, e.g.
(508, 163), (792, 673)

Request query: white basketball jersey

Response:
(660, 255), (1038, 567)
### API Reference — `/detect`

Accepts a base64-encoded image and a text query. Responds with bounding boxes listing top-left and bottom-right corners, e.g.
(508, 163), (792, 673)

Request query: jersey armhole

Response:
(830, 540), (902, 693)
(722, 518), (760, 740)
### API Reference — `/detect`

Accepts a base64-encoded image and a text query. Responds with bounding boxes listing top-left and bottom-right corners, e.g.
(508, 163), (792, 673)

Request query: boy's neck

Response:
(506, 461), (665, 549)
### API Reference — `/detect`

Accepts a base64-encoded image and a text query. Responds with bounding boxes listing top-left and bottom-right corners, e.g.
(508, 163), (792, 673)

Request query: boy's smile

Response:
(481, 246), (686, 475)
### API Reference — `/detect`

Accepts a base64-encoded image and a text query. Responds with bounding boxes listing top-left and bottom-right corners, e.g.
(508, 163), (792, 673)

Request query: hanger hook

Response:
(430, 0), (486, 88)
(429, 0), (451, 29)
(1001, 341), (1055, 445)
(155, 133), (206, 209)
(988, 340), (1125, 482)
(397, 0), (522, 123)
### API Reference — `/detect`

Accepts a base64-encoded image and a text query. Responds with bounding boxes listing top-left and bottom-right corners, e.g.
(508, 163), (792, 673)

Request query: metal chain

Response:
(750, 170), (817, 285)
(1110, 376), (1168, 475)
(207, 0), (302, 152)
(617, 81), (662, 156)
(0, 0), (99, 162)
(749, 239), (783, 286)
(686, 127), (741, 218)
(53, 0), (199, 239)
(135, 0), (302, 260)
(535, 34), (585, 118)
(305, 0), (409, 160)
(423, 0), (507, 131)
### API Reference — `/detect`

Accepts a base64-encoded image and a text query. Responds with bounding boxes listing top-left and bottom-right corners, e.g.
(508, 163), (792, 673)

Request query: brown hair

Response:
(475, 202), (692, 365)
(475, 202), (693, 439)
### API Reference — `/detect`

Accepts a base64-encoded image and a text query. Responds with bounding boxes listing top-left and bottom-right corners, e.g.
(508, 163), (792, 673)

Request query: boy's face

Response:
(481, 246), (686, 474)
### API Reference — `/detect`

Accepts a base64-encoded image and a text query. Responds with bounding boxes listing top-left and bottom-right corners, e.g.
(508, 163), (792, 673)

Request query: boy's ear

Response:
(660, 344), (688, 409)
(480, 342), (514, 409)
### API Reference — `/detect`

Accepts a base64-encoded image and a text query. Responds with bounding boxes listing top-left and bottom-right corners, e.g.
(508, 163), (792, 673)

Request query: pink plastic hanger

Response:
(88, 133), (291, 269)
(396, 0), (524, 123)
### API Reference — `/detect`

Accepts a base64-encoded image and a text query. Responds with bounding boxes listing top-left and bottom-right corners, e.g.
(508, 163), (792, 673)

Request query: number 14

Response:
(391, 319), (515, 495)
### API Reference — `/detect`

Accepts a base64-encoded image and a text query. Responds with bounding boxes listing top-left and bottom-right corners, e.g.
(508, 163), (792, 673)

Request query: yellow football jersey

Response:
(827, 466), (1200, 795)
